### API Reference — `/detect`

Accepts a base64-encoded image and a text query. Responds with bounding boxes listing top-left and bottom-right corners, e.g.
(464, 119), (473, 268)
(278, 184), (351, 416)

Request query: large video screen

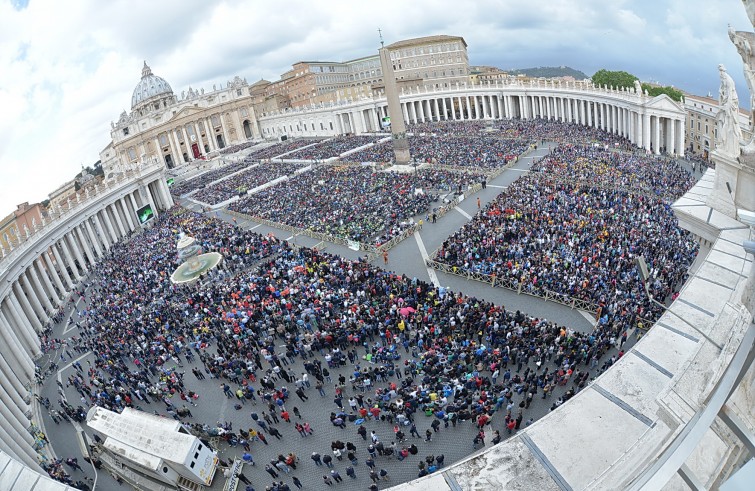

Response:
(135, 204), (155, 225)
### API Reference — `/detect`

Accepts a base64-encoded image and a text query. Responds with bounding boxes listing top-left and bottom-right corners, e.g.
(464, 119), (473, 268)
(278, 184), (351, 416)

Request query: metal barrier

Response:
(224, 210), (419, 255)
(425, 256), (600, 314)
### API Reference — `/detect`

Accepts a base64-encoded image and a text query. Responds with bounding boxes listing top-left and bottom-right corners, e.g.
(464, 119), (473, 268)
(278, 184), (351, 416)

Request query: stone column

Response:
(92, 212), (111, 251)
(83, 219), (102, 258)
(26, 266), (53, 315)
(109, 203), (127, 238)
(120, 197), (136, 230)
(41, 252), (65, 302)
(29, 262), (60, 308)
(0, 309), (32, 386)
(165, 131), (179, 166)
(433, 98), (440, 121)
(128, 193), (142, 228)
(59, 234), (82, 280)
(2, 299), (39, 360)
(0, 307), (34, 376)
(65, 231), (88, 276)
(204, 118), (216, 151)
(100, 208), (118, 243)
(676, 119), (685, 157)
(75, 225), (96, 268)
(586, 101), (592, 127)
(10, 285), (43, 334)
(220, 116), (231, 146)
(51, 243), (74, 288)
(668, 118), (676, 155)
(0, 342), (29, 402)
(22, 271), (48, 321)
(170, 129), (183, 163)
(417, 100), (425, 122)
(653, 116), (660, 154)
(0, 378), (33, 440)
(441, 98), (448, 120)
(159, 180), (174, 209)
(140, 185), (159, 221)
(113, 200), (131, 233)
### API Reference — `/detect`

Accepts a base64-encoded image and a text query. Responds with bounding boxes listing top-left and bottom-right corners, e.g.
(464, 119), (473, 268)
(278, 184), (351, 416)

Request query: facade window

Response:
(211, 115), (220, 127)
(123, 127), (129, 136)
(159, 134), (168, 146)
(128, 148), (137, 160)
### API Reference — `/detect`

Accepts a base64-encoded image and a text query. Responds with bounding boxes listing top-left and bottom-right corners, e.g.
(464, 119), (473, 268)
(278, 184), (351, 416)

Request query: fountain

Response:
(169, 233), (223, 285)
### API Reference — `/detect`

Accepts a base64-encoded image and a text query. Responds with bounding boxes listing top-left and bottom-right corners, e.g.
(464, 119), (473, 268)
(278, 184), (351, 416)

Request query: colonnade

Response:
(268, 86), (687, 157)
(387, 93), (684, 156)
(0, 175), (173, 469)
(153, 116), (229, 167)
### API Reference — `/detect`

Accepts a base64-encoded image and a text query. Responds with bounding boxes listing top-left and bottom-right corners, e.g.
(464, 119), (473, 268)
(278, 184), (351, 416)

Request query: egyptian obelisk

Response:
(378, 45), (411, 164)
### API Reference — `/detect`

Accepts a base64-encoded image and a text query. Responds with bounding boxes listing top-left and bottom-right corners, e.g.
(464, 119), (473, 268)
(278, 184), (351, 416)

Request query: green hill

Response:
(506, 66), (588, 79)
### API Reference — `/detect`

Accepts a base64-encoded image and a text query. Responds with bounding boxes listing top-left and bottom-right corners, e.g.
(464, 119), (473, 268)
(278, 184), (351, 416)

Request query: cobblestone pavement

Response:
(36, 143), (642, 491)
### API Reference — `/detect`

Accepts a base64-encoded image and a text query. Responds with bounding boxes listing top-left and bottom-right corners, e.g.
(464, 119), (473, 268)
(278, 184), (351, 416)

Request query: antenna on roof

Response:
(378, 28), (384, 48)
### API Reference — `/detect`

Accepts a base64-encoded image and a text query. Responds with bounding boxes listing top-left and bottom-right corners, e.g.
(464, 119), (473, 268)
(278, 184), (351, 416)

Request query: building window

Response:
(123, 127), (129, 136)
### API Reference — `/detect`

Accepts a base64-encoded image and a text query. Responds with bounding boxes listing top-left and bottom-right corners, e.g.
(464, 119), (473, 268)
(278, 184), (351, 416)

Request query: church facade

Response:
(100, 62), (261, 179)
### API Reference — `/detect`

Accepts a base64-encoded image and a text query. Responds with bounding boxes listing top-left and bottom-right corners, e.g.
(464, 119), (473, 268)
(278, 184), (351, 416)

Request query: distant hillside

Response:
(506, 66), (589, 79)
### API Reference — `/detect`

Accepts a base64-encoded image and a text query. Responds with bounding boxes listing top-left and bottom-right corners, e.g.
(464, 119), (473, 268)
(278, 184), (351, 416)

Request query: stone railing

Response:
(425, 255), (600, 315)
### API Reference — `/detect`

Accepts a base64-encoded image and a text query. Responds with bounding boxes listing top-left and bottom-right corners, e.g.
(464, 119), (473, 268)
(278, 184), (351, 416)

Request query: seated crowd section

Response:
(227, 164), (485, 246)
(191, 162), (306, 206)
(284, 135), (385, 161)
(433, 143), (698, 329)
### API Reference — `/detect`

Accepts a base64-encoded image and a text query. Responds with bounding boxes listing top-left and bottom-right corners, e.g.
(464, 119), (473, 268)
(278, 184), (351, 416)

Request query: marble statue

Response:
(715, 64), (743, 157)
(728, 26), (755, 136)
(744, 0), (755, 26)
(634, 79), (642, 94)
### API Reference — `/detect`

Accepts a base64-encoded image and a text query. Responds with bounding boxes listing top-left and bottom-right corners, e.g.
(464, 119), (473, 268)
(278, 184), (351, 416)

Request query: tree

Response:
(641, 84), (684, 102)
(592, 69), (638, 89)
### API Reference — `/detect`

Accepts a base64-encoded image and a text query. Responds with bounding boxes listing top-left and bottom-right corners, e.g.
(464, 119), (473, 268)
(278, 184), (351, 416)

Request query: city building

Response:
(469, 65), (511, 85)
(385, 35), (469, 89)
(101, 62), (261, 178)
(684, 92), (751, 159)
(0, 202), (47, 251)
(47, 180), (77, 213)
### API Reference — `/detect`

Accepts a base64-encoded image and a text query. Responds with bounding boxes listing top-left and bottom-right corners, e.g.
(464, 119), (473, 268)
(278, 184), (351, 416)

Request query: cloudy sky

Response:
(0, 0), (751, 215)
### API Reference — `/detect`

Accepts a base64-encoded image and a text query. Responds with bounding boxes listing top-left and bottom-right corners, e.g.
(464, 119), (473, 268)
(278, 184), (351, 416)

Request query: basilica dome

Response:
(131, 62), (174, 110)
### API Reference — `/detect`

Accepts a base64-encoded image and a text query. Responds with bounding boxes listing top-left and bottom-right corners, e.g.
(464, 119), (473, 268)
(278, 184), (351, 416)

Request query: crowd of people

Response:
(346, 134), (528, 169)
(39, 117), (704, 490)
(50, 206), (631, 490)
(220, 141), (258, 155)
(409, 119), (635, 149)
(248, 138), (325, 161)
(228, 164), (481, 245)
(171, 158), (258, 196)
(192, 162), (306, 205)
(285, 136), (384, 161)
(433, 143), (698, 329)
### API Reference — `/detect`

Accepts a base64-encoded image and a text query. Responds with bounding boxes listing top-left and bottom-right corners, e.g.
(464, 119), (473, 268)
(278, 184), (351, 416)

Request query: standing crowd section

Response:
(40, 119), (701, 491)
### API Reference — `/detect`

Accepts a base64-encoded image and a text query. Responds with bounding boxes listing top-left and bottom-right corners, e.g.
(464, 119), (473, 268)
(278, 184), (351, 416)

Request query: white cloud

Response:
(0, 0), (752, 215)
